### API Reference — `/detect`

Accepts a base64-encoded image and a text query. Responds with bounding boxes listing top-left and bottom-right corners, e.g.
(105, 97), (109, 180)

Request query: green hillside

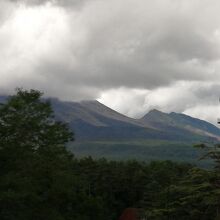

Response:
(68, 140), (212, 167)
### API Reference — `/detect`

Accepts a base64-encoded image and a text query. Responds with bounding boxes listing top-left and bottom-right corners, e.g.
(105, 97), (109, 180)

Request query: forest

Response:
(0, 89), (220, 220)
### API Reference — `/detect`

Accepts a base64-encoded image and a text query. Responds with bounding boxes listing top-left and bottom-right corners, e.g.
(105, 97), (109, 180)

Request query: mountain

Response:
(50, 98), (220, 142)
(141, 109), (220, 141)
(49, 99), (219, 165)
(1, 95), (219, 164)
(0, 96), (7, 103)
(1, 95), (219, 142)
(50, 99), (165, 141)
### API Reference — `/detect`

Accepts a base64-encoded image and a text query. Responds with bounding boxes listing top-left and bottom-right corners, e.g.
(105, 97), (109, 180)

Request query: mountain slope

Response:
(1, 95), (219, 164)
(50, 98), (220, 142)
(169, 112), (220, 138)
(0, 96), (7, 103)
(51, 99), (146, 127)
(50, 99), (167, 141)
(1, 95), (219, 142)
(141, 109), (220, 141)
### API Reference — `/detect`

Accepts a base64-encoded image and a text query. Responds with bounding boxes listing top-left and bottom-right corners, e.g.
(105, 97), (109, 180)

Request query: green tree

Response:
(0, 89), (105, 220)
(0, 88), (73, 150)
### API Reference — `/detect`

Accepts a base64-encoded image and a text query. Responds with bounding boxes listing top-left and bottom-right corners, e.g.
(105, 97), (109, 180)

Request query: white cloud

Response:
(1, 0), (220, 123)
(184, 105), (220, 125)
(98, 81), (220, 125)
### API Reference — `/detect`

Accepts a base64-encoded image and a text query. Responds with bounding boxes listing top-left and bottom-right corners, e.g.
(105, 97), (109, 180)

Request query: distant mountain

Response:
(1, 95), (219, 142)
(141, 109), (220, 141)
(0, 96), (7, 103)
(50, 99), (165, 141)
(1, 95), (219, 164)
(51, 98), (145, 127)
(49, 98), (220, 143)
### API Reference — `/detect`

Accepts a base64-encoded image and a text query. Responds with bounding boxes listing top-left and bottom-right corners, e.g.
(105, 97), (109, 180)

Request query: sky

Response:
(1, 0), (220, 124)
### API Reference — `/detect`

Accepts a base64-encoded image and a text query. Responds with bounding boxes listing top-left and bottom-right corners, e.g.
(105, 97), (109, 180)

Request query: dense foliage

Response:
(0, 89), (220, 220)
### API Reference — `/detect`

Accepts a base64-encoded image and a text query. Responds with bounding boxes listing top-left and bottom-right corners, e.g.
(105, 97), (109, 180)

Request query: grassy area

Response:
(67, 139), (212, 167)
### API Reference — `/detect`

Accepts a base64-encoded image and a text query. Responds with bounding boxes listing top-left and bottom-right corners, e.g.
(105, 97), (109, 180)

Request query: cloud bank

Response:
(1, 0), (220, 124)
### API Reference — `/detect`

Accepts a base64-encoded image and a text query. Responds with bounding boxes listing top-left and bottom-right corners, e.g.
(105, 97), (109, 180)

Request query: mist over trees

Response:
(0, 89), (220, 220)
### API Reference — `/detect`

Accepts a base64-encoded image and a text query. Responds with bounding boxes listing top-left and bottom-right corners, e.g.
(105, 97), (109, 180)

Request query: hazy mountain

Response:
(50, 98), (165, 141)
(1, 95), (219, 164)
(141, 109), (220, 141)
(1, 95), (219, 142)
(51, 98), (146, 127)
(0, 96), (7, 103)
(48, 98), (220, 142)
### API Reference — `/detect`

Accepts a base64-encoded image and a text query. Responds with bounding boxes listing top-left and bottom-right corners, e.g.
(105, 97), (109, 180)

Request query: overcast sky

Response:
(1, 0), (220, 124)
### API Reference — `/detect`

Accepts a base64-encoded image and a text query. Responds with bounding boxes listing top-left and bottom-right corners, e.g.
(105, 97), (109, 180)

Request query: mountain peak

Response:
(148, 109), (164, 114)
(1, 94), (220, 141)
(141, 109), (169, 121)
(80, 100), (100, 104)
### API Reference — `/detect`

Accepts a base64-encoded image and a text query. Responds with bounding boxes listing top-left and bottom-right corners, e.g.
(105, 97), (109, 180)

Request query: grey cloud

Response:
(1, 0), (220, 124)
(153, 23), (220, 62)
(99, 82), (220, 124)
(193, 84), (220, 103)
(0, 1), (16, 25)
(52, 0), (219, 91)
(3, 0), (220, 91)
(8, 0), (94, 8)
(9, 0), (49, 5)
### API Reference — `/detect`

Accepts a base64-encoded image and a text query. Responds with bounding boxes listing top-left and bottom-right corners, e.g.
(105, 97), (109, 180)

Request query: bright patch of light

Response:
(0, 2), (71, 86)
(10, 3), (68, 46)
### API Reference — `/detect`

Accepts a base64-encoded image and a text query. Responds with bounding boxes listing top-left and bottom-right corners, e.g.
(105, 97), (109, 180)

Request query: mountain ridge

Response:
(0, 95), (219, 142)
(141, 109), (220, 141)
(46, 98), (220, 142)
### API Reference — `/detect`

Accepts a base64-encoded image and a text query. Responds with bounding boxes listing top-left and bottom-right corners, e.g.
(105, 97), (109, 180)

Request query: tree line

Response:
(0, 89), (220, 220)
